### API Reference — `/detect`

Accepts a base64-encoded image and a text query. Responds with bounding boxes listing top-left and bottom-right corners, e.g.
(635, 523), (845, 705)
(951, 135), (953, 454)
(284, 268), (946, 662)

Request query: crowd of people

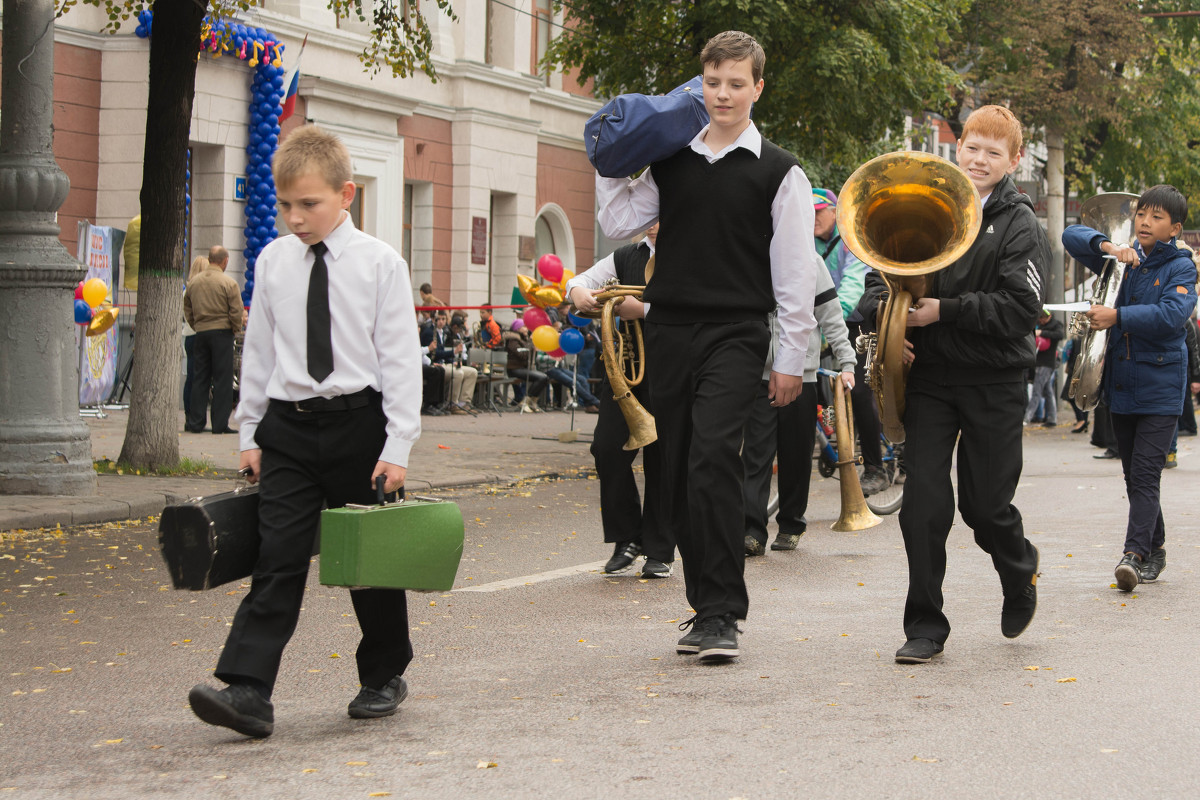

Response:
(178, 29), (1197, 741)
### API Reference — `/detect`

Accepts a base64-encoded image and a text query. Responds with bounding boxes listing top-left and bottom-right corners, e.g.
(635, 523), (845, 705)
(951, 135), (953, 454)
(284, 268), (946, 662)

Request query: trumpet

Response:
(595, 284), (656, 451)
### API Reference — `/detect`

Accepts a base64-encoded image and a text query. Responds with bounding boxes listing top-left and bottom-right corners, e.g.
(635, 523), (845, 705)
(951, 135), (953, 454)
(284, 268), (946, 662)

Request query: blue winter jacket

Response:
(1062, 224), (1198, 415)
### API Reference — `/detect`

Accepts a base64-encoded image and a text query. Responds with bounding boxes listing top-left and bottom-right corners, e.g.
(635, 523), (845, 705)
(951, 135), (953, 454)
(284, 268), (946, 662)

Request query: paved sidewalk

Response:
(1, 405), (600, 532)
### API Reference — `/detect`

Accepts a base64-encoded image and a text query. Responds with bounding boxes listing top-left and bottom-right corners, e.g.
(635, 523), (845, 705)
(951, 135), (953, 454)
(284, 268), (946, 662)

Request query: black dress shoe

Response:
(184, 426), (205, 433)
(211, 428), (238, 435)
(1093, 450), (1119, 459)
(348, 675), (407, 719)
(895, 638), (944, 664)
(188, 683), (274, 738)
(1140, 548), (1166, 582)
(1001, 546), (1039, 639)
(1071, 421), (1089, 434)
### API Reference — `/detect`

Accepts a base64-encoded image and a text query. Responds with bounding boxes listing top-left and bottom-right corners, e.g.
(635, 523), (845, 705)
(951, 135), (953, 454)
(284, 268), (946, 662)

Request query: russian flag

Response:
(279, 35), (306, 123)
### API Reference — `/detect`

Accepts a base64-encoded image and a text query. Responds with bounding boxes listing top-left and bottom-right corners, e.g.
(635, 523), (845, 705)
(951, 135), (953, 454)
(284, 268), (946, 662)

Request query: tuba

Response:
(594, 283), (657, 451)
(828, 372), (882, 532)
(1066, 192), (1138, 411)
(837, 152), (983, 443)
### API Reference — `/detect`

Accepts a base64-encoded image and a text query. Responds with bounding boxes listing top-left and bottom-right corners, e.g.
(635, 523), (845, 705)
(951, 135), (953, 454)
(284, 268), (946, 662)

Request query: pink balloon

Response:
(537, 253), (564, 284)
(522, 307), (551, 331)
(74, 281), (84, 300)
(510, 319), (525, 331)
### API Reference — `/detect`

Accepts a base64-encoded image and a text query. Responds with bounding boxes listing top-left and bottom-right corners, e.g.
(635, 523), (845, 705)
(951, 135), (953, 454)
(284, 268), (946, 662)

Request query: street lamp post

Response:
(0, 0), (97, 495)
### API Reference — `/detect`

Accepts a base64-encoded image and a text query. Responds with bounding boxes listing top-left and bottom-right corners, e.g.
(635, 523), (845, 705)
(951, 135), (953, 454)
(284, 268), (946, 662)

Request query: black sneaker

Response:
(744, 535), (766, 557)
(1001, 545), (1039, 639)
(698, 613), (741, 662)
(894, 638), (943, 664)
(676, 616), (703, 654)
(641, 558), (672, 578)
(1115, 552), (1142, 591)
(348, 675), (408, 719)
(604, 541), (642, 574)
(188, 683), (274, 738)
(770, 532), (802, 551)
(1141, 548), (1166, 582)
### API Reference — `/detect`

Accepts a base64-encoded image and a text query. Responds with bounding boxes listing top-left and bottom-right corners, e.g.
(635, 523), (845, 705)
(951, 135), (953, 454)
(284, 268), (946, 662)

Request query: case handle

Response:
(375, 475), (404, 506)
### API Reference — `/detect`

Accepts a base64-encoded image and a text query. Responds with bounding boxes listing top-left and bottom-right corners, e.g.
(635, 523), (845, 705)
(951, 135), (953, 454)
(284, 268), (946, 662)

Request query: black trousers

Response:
(183, 334), (195, 415)
(898, 379), (1037, 644)
(743, 379), (818, 545)
(590, 375), (675, 562)
(646, 319), (769, 620)
(1111, 413), (1175, 558)
(187, 329), (235, 432)
(215, 396), (412, 693)
(847, 322), (883, 468)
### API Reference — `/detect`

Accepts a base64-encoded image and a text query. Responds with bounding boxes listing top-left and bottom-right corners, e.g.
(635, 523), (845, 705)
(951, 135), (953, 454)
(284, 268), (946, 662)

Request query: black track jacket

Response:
(858, 174), (1051, 385)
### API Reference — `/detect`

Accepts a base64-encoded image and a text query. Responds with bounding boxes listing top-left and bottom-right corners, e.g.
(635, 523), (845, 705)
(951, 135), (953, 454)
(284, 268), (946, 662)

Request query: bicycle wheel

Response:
(865, 440), (904, 515)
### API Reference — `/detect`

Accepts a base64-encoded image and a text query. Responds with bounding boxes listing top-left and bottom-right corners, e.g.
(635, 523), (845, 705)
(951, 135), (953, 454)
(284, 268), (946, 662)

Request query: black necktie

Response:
(306, 242), (334, 382)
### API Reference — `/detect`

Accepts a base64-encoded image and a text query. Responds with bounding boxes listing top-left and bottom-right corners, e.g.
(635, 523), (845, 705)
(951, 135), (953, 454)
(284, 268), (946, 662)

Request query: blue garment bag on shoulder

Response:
(585, 76), (708, 178)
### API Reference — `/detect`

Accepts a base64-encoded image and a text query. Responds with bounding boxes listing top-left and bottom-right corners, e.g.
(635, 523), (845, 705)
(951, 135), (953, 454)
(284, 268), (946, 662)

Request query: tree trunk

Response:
(1045, 128), (1066, 308)
(118, 0), (207, 469)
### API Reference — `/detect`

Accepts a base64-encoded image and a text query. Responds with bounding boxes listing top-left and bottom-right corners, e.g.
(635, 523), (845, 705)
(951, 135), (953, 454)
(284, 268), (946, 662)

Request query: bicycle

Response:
(766, 368), (905, 518)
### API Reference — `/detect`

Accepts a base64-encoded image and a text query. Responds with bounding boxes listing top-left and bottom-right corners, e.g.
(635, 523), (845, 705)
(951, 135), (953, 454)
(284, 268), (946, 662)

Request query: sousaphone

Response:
(836, 152), (983, 442)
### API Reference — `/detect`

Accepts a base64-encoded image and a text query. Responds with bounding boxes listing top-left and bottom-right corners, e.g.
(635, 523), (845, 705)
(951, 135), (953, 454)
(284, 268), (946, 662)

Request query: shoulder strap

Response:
(821, 235), (841, 261)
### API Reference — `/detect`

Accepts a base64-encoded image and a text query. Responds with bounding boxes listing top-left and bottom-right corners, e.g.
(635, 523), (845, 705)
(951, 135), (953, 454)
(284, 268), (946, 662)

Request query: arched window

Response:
(533, 203), (574, 274)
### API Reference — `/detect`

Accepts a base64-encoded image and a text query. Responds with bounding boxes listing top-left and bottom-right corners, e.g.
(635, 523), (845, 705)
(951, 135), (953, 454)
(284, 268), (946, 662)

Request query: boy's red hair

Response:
(960, 105), (1023, 158)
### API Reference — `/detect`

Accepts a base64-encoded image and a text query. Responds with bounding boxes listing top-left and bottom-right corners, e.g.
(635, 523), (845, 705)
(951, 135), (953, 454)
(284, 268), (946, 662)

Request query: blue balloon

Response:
(559, 328), (585, 355)
(255, 225), (273, 240)
(567, 312), (591, 327)
(74, 299), (94, 324)
(257, 142), (273, 157)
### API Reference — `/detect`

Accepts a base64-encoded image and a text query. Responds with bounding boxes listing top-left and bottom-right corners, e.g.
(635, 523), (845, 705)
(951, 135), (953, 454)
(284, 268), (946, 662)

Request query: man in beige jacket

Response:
(184, 245), (245, 433)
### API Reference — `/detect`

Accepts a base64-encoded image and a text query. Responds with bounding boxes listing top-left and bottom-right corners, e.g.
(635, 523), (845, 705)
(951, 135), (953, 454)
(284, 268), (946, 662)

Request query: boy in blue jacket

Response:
(1062, 185), (1198, 591)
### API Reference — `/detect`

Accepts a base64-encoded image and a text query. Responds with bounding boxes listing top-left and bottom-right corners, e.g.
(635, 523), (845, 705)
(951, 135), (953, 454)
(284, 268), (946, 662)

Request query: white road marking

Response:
(454, 560), (609, 592)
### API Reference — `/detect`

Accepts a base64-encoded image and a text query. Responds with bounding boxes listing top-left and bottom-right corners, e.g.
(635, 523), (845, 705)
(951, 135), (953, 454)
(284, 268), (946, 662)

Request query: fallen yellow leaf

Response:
(476, 761), (498, 769)
(912, 756), (938, 763)
(346, 761), (368, 766)
(1056, 677), (1077, 683)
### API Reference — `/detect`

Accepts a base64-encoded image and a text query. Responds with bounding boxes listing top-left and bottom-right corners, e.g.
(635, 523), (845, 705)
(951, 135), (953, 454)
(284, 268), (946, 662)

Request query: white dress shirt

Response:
(236, 212), (422, 466)
(594, 122), (819, 376)
(565, 238), (655, 316)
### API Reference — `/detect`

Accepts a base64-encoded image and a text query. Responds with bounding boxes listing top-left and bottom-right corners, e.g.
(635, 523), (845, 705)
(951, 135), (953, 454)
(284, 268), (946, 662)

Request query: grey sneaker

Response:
(1114, 553), (1142, 592)
(895, 638), (944, 664)
(744, 535), (766, 557)
(859, 466), (890, 497)
(1140, 548), (1166, 582)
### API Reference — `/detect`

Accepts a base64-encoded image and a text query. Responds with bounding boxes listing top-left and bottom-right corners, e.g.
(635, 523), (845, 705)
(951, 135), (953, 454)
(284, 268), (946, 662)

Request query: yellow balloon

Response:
(557, 269), (575, 290)
(531, 285), (564, 309)
(517, 274), (540, 306)
(530, 324), (559, 353)
(82, 277), (108, 308)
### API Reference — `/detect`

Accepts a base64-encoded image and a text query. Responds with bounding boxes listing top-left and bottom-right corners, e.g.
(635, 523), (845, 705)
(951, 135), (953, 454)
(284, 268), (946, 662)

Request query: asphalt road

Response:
(2, 430), (1199, 799)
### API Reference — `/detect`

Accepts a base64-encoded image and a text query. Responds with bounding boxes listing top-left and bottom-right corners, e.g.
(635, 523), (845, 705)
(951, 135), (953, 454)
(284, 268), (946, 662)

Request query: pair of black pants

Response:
(898, 379), (1037, 644)
(215, 397), (412, 693)
(646, 319), (769, 620)
(1110, 413), (1175, 558)
(743, 379), (818, 545)
(187, 329), (234, 431)
(183, 334), (195, 415)
(590, 375), (674, 562)
(847, 322), (883, 469)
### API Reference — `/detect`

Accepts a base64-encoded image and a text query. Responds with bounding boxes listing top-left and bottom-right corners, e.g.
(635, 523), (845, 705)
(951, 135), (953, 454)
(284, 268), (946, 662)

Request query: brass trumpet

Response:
(828, 372), (882, 532)
(837, 151), (983, 443)
(596, 286), (656, 450)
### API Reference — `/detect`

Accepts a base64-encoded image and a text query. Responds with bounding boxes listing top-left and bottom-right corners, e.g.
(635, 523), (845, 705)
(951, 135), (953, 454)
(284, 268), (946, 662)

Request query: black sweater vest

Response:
(645, 141), (797, 323)
(612, 242), (651, 287)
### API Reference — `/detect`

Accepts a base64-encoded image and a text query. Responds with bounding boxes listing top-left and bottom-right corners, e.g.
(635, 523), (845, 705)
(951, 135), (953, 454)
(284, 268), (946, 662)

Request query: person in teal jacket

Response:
(1062, 184), (1197, 592)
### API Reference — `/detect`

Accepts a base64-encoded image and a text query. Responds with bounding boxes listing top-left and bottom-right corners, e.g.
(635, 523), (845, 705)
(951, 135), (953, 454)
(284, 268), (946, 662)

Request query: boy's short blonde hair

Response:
(700, 31), (765, 83)
(960, 105), (1024, 159)
(273, 124), (353, 191)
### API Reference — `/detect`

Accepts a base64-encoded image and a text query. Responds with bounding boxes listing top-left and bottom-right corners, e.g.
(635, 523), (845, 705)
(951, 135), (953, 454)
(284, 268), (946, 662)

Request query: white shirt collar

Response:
(688, 121), (762, 160)
(639, 238), (657, 255)
(317, 210), (354, 259)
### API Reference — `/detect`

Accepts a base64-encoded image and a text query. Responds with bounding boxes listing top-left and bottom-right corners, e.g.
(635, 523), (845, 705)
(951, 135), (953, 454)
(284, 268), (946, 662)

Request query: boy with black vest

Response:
(567, 224), (676, 578)
(596, 31), (819, 662)
(859, 105), (1050, 664)
(187, 125), (421, 736)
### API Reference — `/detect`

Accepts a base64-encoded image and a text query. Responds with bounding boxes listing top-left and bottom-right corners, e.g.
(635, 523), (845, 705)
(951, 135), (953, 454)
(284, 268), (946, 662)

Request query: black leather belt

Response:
(277, 388), (377, 413)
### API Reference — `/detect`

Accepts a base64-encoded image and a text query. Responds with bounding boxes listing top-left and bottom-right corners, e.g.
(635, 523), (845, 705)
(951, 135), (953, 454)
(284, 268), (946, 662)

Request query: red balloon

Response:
(74, 281), (84, 300)
(548, 348), (566, 358)
(537, 253), (564, 284)
(522, 307), (551, 331)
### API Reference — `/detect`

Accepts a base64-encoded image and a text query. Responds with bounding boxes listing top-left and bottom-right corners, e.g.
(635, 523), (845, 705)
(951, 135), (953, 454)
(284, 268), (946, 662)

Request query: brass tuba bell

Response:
(836, 151), (983, 442)
(593, 284), (657, 451)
